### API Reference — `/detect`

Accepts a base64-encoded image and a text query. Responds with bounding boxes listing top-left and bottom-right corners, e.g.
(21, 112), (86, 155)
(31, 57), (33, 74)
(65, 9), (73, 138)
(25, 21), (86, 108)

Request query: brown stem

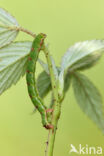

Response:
(0, 25), (36, 38)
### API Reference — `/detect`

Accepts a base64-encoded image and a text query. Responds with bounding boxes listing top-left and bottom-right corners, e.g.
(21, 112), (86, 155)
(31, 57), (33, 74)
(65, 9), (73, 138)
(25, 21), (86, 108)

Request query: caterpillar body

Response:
(26, 33), (53, 129)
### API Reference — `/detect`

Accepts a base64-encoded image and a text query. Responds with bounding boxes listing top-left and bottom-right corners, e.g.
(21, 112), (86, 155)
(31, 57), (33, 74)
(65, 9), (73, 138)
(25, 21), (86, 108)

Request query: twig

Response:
(0, 24), (36, 38)
(43, 45), (61, 156)
(16, 27), (36, 38)
(45, 130), (51, 156)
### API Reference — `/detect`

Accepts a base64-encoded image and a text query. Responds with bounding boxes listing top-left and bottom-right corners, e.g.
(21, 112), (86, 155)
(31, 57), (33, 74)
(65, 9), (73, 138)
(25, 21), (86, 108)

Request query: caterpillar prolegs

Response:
(26, 33), (53, 129)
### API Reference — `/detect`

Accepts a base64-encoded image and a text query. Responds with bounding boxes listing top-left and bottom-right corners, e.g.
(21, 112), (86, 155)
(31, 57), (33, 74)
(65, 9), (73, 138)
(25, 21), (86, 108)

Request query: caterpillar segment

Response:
(26, 33), (53, 130)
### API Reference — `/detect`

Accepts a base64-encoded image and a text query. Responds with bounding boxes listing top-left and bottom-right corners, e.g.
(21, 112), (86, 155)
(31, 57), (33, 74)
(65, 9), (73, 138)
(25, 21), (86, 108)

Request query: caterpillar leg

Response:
(44, 124), (54, 130)
(44, 109), (54, 129)
(46, 108), (53, 113)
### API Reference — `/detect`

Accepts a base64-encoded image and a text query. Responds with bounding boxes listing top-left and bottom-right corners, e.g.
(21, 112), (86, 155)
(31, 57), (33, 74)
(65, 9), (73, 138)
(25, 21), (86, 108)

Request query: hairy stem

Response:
(46, 120), (58, 156)
(43, 45), (61, 156)
(0, 25), (36, 37)
(15, 26), (36, 37)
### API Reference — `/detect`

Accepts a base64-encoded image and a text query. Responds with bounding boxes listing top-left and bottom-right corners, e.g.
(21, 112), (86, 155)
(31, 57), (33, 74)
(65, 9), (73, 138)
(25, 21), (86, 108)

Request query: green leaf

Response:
(37, 71), (51, 98)
(59, 40), (104, 98)
(61, 40), (104, 72)
(64, 73), (72, 93)
(0, 41), (32, 95)
(58, 69), (72, 102)
(69, 50), (103, 71)
(0, 8), (19, 48)
(72, 72), (104, 133)
(37, 69), (72, 99)
(38, 55), (71, 99)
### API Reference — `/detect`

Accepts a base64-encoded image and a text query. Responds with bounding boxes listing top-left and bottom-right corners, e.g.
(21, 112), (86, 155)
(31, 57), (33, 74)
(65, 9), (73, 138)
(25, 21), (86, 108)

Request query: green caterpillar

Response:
(26, 33), (53, 129)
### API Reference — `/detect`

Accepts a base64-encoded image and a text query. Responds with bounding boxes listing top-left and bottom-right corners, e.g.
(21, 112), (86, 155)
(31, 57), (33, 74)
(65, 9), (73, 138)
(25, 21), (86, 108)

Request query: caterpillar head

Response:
(39, 33), (47, 47)
(40, 33), (47, 39)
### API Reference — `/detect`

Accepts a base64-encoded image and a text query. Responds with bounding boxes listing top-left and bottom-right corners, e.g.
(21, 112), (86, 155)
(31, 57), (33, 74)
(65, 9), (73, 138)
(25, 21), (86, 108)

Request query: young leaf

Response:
(50, 55), (58, 80)
(38, 56), (58, 80)
(38, 59), (49, 74)
(0, 41), (32, 94)
(58, 70), (64, 96)
(61, 40), (104, 72)
(37, 71), (51, 98)
(50, 73), (72, 107)
(0, 8), (19, 48)
(72, 72), (104, 133)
